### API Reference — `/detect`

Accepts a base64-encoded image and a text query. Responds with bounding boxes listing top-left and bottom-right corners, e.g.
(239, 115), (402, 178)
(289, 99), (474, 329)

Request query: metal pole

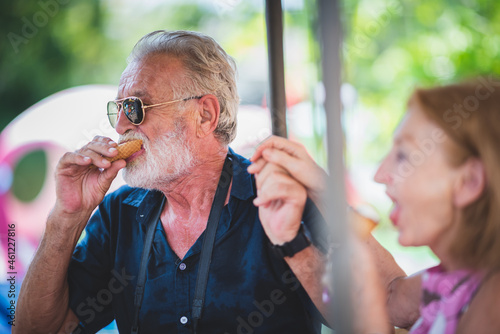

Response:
(318, 0), (353, 333)
(265, 0), (288, 138)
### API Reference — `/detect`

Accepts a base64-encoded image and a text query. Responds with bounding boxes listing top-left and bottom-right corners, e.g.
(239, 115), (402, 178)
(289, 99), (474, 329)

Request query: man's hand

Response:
(250, 157), (328, 318)
(248, 136), (327, 212)
(251, 159), (307, 245)
(54, 136), (126, 223)
(15, 136), (127, 334)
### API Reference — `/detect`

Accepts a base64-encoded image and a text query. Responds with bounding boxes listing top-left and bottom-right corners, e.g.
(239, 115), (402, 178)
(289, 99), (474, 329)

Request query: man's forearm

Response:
(288, 242), (395, 334)
(285, 245), (327, 316)
(15, 211), (89, 334)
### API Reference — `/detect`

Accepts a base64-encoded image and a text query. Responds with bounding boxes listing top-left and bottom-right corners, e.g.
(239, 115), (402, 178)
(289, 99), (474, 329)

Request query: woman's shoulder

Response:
(457, 270), (500, 333)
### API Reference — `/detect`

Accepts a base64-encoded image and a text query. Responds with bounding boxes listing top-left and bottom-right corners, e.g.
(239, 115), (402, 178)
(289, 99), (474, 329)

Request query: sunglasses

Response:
(107, 95), (203, 128)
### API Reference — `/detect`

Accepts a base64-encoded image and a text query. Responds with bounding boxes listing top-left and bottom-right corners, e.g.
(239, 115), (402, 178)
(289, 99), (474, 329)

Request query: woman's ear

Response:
(196, 94), (220, 138)
(453, 158), (486, 208)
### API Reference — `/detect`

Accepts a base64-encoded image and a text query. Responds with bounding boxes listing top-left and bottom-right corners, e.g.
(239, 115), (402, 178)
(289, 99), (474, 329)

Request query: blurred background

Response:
(1, 0), (500, 332)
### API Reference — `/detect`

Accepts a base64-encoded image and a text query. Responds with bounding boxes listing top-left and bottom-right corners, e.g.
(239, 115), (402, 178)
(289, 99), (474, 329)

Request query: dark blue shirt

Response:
(68, 149), (328, 334)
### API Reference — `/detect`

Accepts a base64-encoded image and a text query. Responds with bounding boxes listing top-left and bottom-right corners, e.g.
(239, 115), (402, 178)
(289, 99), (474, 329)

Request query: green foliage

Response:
(1, 0), (109, 130)
(338, 0), (500, 267)
(0, 1), (267, 131)
(341, 0), (500, 163)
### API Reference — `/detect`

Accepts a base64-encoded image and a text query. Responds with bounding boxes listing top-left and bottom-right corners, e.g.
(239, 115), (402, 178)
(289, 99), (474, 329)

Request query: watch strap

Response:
(271, 223), (312, 258)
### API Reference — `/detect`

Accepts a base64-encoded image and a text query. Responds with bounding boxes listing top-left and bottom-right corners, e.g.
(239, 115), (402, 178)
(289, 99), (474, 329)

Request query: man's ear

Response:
(196, 94), (220, 138)
(453, 157), (486, 208)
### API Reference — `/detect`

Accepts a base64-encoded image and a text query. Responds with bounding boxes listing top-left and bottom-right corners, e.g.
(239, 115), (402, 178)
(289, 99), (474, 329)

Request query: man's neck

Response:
(159, 145), (229, 226)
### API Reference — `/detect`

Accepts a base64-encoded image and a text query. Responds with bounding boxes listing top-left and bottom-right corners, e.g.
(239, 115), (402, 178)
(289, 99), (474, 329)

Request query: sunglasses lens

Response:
(123, 98), (144, 125)
(107, 101), (119, 128)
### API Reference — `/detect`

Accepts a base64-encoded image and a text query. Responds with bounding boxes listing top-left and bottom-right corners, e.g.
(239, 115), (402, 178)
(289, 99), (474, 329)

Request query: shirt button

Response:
(179, 263), (187, 271)
(180, 316), (188, 325)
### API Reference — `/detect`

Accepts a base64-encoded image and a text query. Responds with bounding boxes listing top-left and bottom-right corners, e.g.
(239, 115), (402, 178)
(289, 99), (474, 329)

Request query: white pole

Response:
(318, 0), (353, 332)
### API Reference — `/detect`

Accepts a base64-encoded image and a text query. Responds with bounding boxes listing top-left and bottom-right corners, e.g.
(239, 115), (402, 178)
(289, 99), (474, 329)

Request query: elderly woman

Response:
(249, 79), (500, 333)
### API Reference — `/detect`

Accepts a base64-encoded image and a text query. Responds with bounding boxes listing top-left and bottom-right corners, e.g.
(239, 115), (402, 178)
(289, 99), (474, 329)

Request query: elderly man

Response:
(15, 30), (328, 334)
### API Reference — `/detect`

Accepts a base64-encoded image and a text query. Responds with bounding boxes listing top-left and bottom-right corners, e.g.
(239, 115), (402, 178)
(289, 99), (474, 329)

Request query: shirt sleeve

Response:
(67, 203), (115, 333)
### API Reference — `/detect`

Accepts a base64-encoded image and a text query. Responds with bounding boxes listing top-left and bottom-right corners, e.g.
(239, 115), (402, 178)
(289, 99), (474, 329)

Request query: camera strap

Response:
(192, 154), (233, 333)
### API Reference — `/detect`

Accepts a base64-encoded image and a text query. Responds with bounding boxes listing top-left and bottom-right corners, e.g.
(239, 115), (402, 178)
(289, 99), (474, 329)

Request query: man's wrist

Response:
(48, 206), (91, 239)
(271, 224), (312, 258)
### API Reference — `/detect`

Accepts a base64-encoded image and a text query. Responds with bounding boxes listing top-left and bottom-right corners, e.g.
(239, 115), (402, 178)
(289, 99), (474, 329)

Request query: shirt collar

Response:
(122, 147), (255, 225)
(227, 147), (255, 201)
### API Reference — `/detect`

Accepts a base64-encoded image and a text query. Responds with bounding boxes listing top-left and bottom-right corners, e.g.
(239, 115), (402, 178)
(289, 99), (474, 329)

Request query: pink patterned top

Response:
(409, 265), (483, 334)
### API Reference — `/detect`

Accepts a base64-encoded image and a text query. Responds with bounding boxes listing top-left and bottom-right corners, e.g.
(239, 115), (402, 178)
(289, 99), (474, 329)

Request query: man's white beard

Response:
(121, 122), (195, 190)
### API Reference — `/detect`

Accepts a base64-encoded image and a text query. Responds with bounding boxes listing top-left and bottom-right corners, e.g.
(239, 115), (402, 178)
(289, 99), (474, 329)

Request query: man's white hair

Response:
(128, 30), (239, 145)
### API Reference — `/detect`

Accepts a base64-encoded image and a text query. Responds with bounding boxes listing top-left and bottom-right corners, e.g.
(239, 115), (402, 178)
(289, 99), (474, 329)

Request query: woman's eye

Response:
(396, 150), (407, 162)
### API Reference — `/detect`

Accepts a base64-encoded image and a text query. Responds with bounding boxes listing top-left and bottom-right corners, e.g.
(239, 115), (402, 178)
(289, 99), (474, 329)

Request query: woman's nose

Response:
(374, 155), (392, 185)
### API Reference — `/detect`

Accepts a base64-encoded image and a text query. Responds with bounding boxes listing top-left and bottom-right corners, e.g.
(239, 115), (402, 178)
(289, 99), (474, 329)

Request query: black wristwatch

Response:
(271, 224), (312, 258)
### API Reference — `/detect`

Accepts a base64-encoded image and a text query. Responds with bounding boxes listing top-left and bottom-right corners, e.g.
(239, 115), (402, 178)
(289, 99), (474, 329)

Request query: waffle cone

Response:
(107, 139), (143, 162)
(349, 207), (378, 239)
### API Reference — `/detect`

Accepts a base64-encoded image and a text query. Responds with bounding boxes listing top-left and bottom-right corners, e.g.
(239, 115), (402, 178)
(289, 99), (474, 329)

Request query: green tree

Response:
(0, 0), (111, 131)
